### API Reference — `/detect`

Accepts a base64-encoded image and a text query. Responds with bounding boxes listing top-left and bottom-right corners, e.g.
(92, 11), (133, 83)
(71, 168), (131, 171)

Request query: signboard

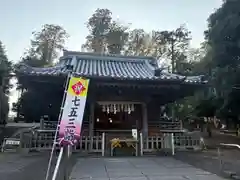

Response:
(5, 139), (20, 145)
(132, 129), (138, 140)
(58, 76), (89, 146)
(1, 138), (20, 152)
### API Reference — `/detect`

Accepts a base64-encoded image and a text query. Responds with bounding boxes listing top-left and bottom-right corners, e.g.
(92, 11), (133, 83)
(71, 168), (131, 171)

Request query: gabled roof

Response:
(16, 51), (206, 84)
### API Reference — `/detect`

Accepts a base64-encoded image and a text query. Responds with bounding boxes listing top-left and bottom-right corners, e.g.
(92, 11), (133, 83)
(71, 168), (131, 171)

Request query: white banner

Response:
(58, 76), (89, 146)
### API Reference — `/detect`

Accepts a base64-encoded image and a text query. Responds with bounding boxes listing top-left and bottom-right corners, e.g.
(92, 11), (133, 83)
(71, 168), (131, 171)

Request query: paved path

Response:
(0, 152), (76, 180)
(70, 157), (226, 180)
(0, 153), (45, 180)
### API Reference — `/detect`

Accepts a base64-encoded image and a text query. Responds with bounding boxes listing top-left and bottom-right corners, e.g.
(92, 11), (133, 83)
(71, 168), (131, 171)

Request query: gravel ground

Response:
(0, 152), (77, 180)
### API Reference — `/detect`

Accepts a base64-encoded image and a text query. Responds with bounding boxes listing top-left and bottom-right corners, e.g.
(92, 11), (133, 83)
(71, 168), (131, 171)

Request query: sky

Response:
(1, 0), (223, 116)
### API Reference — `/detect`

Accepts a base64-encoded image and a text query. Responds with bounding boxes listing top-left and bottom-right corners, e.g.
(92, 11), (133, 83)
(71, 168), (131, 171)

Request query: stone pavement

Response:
(0, 152), (76, 180)
(69, 157), (226, 180)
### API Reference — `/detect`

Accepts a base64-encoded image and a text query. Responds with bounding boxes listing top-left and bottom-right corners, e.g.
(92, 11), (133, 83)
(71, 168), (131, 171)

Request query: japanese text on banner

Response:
(58, 77), (89, 146)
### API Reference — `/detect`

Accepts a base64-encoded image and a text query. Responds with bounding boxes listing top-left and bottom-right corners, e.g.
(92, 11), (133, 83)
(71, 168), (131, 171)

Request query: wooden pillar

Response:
(89, 102), (95, 151)
(142, 103), (148, 137)
(89, 102), (95, 137)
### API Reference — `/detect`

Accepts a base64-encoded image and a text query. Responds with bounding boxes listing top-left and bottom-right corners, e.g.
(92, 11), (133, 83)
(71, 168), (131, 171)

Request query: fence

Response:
(16, 130), (105, 155)
(174, 133), (201, 150)
(140, 133), (175, 155)
(148, 120), (183, 130)
(140, 133), (201, 156)
(73, 134), (104, 154)
(2, 129), (201, 156)
(40, 120), (58, 130)
(26, 130), (57, 150)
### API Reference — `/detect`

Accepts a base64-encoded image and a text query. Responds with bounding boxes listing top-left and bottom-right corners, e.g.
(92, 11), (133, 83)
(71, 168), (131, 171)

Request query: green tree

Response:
(203, 0), (240, 124)
(82, 8), (112, 52)
(160, 25), (191, 73)
(14, 24), (69, 122)
(0, 41), (12, 124)
(125, 29), (167, 59)
(31, 24), (69, 65)
(106, 21), (129, 54)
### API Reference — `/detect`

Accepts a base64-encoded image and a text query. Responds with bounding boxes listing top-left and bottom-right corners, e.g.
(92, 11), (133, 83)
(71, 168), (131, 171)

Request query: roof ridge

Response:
(62, 50), (156, 61)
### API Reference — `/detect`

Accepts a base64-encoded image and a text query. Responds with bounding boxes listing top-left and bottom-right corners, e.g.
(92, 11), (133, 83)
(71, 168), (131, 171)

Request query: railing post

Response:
(217, 147), (222, 171)
(1, 138), (6, 152)
(163, 133), (167, 149)
(40, 118), (44, 130)
(101, 132), (105, 157)
(20, 132), (24, 149)
(140, 132), (143, 156)
(171, 133), (175, 155)
(90, 136), (93, 151)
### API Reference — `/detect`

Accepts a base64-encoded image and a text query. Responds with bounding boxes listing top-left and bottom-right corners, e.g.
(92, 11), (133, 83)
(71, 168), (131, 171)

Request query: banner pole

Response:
(45, 72), (72, 180)
(47, 71), (89, 180)
(52, 147), (64, 180)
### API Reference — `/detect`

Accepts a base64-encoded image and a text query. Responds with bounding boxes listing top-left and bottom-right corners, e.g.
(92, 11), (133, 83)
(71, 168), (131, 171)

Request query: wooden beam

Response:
(97, 101), (143, 105)
(96, 82), (181, 89)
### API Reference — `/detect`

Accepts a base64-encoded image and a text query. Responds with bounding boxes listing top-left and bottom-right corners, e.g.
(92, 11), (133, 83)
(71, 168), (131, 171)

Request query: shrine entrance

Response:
(93, 102), (142, 156)
(94, 102), (142, 133)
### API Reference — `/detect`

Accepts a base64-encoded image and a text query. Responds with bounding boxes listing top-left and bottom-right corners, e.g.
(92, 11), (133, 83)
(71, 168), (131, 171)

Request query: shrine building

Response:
(15, 51), (206, 138)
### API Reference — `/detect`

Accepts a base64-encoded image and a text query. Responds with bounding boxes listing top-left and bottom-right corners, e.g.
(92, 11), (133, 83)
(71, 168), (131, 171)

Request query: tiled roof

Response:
(16, 51), (206, 84)
(15, 64), (68, 76)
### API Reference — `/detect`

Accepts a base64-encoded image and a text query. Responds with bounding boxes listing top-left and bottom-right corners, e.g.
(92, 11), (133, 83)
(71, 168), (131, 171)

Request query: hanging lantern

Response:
(131, 104), (135, 112)
(113, 104), (117, 114)
(116, 104), (120, 112)
(121, 104), (124, 111)
(109, 104), (112, 113)
(124, 104), (128, 112)
(102, 105), (106, 112)
(128, 104), (131, 114)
